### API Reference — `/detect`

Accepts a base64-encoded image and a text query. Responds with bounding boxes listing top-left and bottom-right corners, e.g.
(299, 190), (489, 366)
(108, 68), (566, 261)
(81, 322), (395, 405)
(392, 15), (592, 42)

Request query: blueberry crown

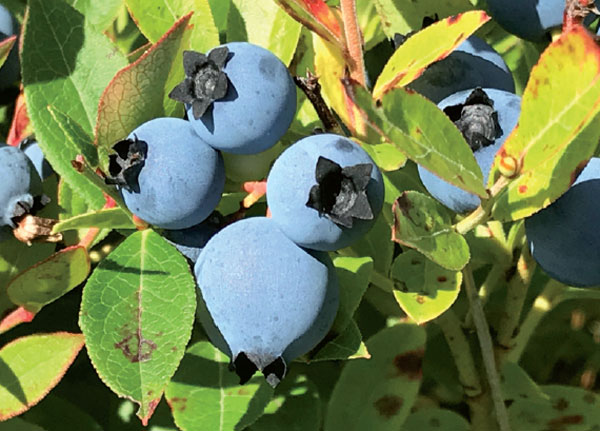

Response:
(306, 156), (374, 228)
(105, 136), (148, 193)
(169, 47), (230, 119)
(443, 87), (503, 152)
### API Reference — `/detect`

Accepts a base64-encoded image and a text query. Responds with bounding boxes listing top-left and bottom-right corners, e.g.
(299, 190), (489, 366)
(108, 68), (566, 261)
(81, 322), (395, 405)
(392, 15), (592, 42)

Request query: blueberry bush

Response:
(1, 1), (600, 430)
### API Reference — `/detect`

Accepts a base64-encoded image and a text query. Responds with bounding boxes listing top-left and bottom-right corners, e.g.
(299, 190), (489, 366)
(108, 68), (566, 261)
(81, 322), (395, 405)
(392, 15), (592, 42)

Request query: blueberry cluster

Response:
(106, 42), (387, 385)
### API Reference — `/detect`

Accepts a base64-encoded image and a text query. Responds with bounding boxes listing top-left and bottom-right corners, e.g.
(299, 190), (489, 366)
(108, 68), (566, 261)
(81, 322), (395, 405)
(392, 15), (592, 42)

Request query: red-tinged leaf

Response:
(489, 26), (600, 221)
(0, 35), (16, 70)
(242, 180), (267, 208)
(0, 307), (35, 334)
(372, 10), (490, 100)
(7, 246), (90, 314)
(93, 12), (193, 169)
(0, 333), (84, 420)
(7, 92), (32, 148)
(275, 0), (347, 59)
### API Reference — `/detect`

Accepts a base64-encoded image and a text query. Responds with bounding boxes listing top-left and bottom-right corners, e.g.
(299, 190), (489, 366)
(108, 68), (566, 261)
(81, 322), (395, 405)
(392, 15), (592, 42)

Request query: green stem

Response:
(464, 263), (507, 329)
(463, 265), (511, 431)
(507, 280), (567, 363)
(496, 246), (536, 364)
(455, 205), (489, 235)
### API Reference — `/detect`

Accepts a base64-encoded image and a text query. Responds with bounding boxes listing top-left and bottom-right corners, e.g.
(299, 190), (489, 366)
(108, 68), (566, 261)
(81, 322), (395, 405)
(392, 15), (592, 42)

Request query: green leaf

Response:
(501, 362), (547, 403)
(391, 250), (461, 324)
(362, 141), (407, 172)
(66, 0), (124, 31)
(372, 11), (490, 99)
(208, 0), (231, 37)
(94, 12), (193, 166)
(373, 0), (474, 37)
(508, 385), (600, 431)
(53, 207), (135, 233)
(227, 0), (302, 65)
(309, 320), (367, 362)
(165, 340), (274, 431)
(0, 418), (46, 431)
(79, 230), (196, 424)
(7, 246), (90, 314)
(392, 191), (470, 271)
(247, 375), (321, 431)
(22, 394), (103, 431)
(22, 0), (127, 209)
(324, 324), (426, 431)
(357, 0), (386, 50)
(331, 256), (373, 333)
(344, 83), (487, 198)
(490, 27), (600, 221)
(47, 106), (98, 168)
(0, 333), (85, 421)
(0, 35), (16, 70)
(125, 0), (218, 53)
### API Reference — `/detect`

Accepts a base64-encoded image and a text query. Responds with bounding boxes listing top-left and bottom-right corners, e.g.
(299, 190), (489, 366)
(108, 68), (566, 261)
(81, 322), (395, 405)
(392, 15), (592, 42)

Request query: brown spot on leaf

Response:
(518, 185), (527, 194)
(374, 395), (403, 419)
(547, 415), (583, 427)
(583, 392), (596, 404)
(553, 397), (569, 411)
(447, 14), (460, 24)
(115, 332), (157, 363)
(393, 349), (424, 380)
(437, 276), (447, 282)
(168, 397), (187, 412)
(416, 295), (426, 304)
(141, 398), (161, 426)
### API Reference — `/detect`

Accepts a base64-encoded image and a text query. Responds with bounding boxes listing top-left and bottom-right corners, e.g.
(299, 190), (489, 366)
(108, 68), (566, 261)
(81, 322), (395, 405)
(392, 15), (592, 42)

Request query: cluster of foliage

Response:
(1, 0), (600, 430)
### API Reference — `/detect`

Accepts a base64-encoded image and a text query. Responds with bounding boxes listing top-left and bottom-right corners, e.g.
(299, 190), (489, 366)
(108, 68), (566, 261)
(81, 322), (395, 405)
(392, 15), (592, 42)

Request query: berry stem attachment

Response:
(340, 0), (367, 87)
(462, 264), (512, 431)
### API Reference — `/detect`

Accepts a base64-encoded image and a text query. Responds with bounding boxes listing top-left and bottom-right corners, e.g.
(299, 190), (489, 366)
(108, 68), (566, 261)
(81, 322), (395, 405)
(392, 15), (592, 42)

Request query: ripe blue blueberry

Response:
(20, 139), (54, 180)
(525, 158), (600, 287)
(107, 117), (225, 230)
(418, 88), (521, 213)
(162, 213), (221, 263)
(409, 36), (515, 103)
(170, 42), (297, 155)
(194, 216), (339, 386)
(0, 143), (42, 228)
(266, 134), (385, 251)
(0, 4), (19, 89)
(486, 0), (600, 41)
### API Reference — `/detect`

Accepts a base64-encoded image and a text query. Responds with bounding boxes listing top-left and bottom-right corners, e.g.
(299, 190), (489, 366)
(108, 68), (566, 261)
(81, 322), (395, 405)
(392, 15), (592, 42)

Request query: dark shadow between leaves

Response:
(100, 258), (167, 276)
(0, 357), (27, 405)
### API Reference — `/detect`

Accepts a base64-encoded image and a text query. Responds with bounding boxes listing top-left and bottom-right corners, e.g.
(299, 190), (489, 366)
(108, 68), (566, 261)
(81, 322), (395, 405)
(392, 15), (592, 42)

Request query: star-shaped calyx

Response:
(443, 87), (503, 152)
(232, 352), (286, 388)
(169, 47), (230, 119)
(105, 136), (148, 193)
(306, 157), (374, 228)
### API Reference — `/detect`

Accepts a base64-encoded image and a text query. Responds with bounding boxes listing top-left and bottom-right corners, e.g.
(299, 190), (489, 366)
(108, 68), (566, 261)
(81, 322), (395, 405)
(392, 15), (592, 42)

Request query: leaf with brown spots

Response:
(79, 230), (196, 424)
(402, 408), (470, 431)
(489, 26), (600, 222)
(392, 191), (470, 271)
(391, 250), (461, 324)
(372, 10), (489, 100)
(508, 384), (600, 431)
(324, 324), (426, 431)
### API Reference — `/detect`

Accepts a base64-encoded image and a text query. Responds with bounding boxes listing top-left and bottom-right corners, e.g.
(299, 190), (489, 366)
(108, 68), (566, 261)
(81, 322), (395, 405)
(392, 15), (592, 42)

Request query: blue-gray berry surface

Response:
(194, 216), (339, 386)
(267, 134), (384, 251)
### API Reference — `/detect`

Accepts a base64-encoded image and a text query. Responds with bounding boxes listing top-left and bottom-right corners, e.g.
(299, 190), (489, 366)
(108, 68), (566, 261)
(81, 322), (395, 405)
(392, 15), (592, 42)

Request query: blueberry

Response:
(107, 117), (225, 230)
(0, 4), (19, 89)
(162, 213), (222, 263)
(0, 143), (42, 228)
(487, 0), (600, 41)
(418, 88), (521, 213)
(525, 158), (600, 287)
(266, 134), (385, 251)
(170, 42), (297, 155)
(194, 217), (339, 386)
(19, 139), (54, 180)
(408, 36), (515, 103)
